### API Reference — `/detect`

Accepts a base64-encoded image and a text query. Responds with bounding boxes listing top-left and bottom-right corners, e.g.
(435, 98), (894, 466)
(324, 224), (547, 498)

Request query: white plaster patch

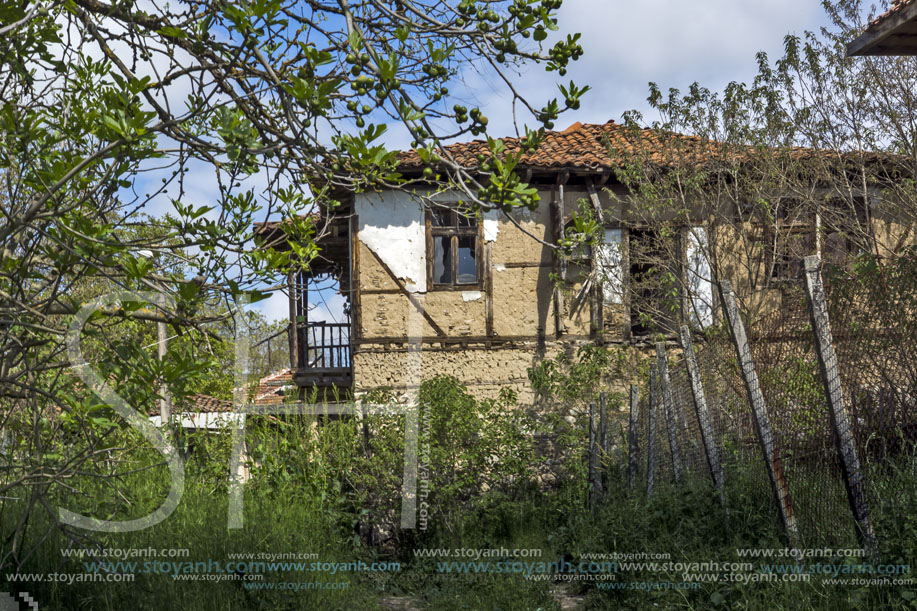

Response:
(356, 192), (427, 293)
(493, 263), (507, 272)
(483, 209), (500, 243)
(462, 291), (482, 302)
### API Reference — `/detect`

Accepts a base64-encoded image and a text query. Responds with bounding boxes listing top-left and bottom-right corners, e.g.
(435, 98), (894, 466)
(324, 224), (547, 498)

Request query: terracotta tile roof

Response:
(146, 393), (233, 416)
(253, 368), (295, 405)
(397, 120), (896, 175)
(395, 120), (718, 172)
(870, 0), (914, 27)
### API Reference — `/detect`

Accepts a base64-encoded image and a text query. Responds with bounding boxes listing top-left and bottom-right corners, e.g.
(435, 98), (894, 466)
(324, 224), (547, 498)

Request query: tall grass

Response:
(4, 375), (917, 610)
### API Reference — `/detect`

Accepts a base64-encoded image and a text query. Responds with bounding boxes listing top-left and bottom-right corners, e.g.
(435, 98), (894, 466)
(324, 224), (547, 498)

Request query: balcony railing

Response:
(295, 321), (351, 380)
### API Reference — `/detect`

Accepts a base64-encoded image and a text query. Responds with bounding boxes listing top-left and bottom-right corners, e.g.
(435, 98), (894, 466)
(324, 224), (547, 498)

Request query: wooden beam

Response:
(585, 177), (604, 337)
(585, 177), (605, 224)
(679, 325), (726, 505)
(848, 1), (917, 56)
(288, 270), (299, 371)
(550, 193), (566, 338)
(350, 215), (362, 344)
(802, 256), (879, 560)
(364, 247), (447, 337)
(656, 343), (684, 482)
(501, 261), (553, 269)
(646, 363), (658, 497)
(485, 242), (494, 337)
(354, 333), (596, 346)
(622, 228), (632, 341)
(718, 280), (801, 548)
(627, 385), (639, 487)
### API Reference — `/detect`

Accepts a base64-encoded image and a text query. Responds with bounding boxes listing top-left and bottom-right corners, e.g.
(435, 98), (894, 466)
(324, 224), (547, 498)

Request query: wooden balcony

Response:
(293, 321), (353, 389)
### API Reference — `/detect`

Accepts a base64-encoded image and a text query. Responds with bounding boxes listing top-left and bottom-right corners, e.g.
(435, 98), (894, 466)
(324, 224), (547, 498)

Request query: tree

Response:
(0, 0), (588, 570)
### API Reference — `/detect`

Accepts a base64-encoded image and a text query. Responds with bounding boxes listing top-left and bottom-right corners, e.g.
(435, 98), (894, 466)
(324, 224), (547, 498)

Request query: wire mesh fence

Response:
(622, 254), (917, 556)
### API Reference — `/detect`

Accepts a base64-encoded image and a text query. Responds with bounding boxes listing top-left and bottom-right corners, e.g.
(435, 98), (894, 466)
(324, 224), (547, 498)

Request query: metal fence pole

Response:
(627, 385), (640, 487)
(718, 280), (800, 548)
(802, 256), (879, 560)
(679, 325), (726, 505)
(647, 364), (658, 497)
(656, 343), (685, 483)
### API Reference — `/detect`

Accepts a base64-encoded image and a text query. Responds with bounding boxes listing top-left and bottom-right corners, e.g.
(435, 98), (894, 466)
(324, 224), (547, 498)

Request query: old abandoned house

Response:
(256, 120), (912, 404)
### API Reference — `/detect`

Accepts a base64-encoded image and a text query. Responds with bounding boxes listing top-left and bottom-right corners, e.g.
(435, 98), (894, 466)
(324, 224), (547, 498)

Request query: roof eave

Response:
(848, 1), (917, 56)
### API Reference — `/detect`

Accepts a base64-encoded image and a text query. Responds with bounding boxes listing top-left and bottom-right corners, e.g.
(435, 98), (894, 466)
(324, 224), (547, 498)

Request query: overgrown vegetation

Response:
(0, 0), (589, 575)
(7, 358), (917, 609)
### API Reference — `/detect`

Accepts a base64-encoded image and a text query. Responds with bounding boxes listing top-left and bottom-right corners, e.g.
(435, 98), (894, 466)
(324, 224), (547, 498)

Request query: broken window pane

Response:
(457, 210), (476, 227)
(456, 236), (477, 283)
(434, 236), (452, 283)
(686, 227), (713, 329)
(432, 209), (452, 227)
(597, 228), (624, 305)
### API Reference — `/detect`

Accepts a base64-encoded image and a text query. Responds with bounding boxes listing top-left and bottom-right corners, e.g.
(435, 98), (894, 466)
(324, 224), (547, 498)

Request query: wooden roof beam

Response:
(848, 1), (917, 56)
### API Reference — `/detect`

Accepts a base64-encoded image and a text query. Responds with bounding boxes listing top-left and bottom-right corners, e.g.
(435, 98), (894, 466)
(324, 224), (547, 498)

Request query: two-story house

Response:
(256, 120), (911, 403)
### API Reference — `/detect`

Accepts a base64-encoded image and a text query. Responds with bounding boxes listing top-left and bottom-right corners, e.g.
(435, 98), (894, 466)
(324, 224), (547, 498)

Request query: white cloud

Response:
(256, 289), (290, 323)
(252, 282), (348, 324)
(468, 0), (828, 134)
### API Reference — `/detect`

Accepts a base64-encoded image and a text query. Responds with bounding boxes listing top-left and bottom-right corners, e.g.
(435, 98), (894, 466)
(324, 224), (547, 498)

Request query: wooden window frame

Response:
(627, 226), (684, 336)
(764, 220), (814, 283)
(821, 196), (872, 264)
(751, 196), (872, 285)
(425, 207), (484, 291)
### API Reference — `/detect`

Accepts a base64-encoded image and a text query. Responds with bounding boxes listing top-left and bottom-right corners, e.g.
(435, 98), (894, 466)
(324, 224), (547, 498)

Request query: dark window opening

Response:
(456, 236), (477, 283)
(756, 196), (870, 282)
(428, 207), (481, 288)
(629, 228), (682, 336)
(822, 196), (871, 266)
(768, 227), (813, 281)
(753, 198), (815, 283)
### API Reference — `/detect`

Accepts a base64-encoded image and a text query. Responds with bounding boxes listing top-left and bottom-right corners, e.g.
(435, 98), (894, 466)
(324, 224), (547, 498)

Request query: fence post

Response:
(588, 401), (598, 510)
(718, 280), (800, 548)
(802, 256), (879, 560)
(646, 364), (658, 497)
(656, 343), (685, 482)
(679, 325), (726, 504)
(599, 392), (609, 491)
(627, 385), (640, 487)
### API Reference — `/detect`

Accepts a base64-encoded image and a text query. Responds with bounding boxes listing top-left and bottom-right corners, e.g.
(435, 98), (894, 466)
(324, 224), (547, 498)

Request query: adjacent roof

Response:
(144, 369), (296, 417)
(253, 368), (294, 405)
(395, 120), (714, 173)
(146, 393), (233, 416)
(848, 0), (917, 56)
